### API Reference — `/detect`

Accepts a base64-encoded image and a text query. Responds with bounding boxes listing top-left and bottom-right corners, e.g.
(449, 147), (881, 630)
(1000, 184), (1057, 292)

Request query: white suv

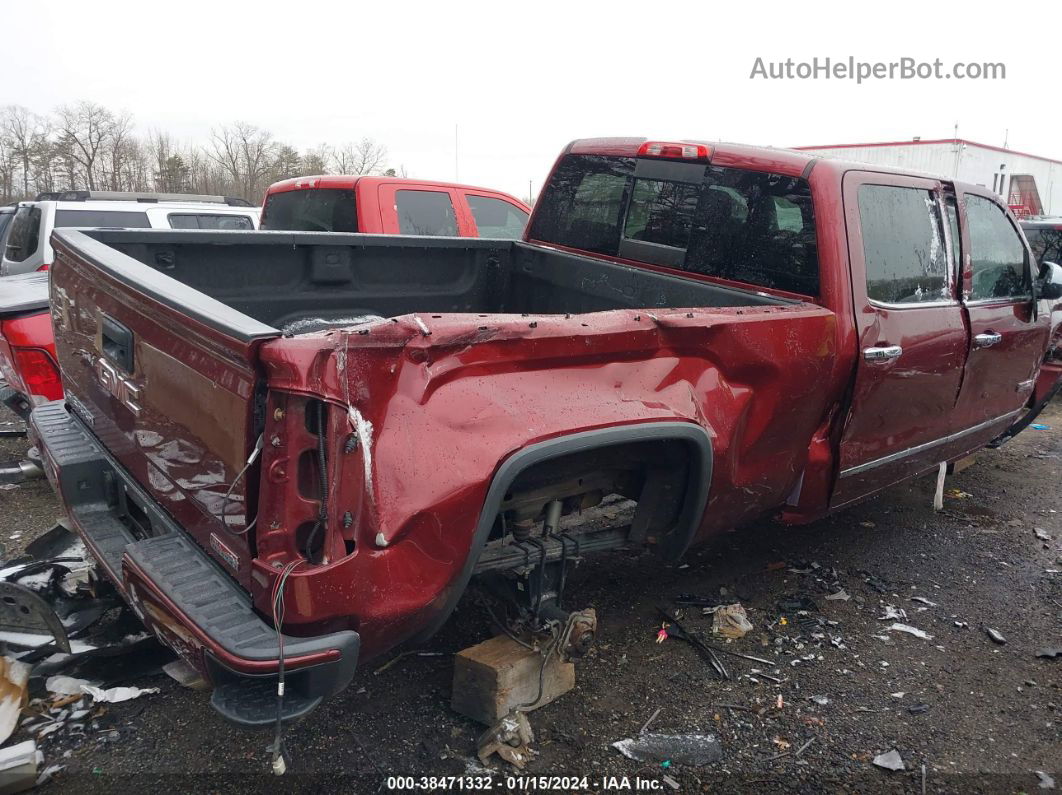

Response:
(1, 191), (261, 276)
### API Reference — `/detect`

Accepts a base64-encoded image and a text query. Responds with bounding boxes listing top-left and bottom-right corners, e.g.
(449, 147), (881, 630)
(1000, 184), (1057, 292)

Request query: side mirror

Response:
(1037, 261), (1062, 300)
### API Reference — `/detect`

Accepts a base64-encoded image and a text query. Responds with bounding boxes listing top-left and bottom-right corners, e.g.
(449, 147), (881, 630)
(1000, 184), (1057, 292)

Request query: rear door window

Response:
(4, 206), (42, 263)
(395, 190), (458, 236)
(965, 195), (1029, 300)
(529, 153), (819, 295)
(858, 185), (949, 304)
(261, 188), (357, 232)
(54, 209), (151, 228)
(466, 195), (528, 239)
(168, 214), (255, 230)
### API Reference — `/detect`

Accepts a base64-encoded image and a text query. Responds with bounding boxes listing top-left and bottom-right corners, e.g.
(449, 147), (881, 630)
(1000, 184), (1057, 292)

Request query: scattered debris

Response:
(712, 604), (753, 639)
(910, 596), (938, 607)
(945, 488), (972, 499)
(662, 774), (680, 790)
(872, 748), (906, 771)
(1034, 528), (1052, 542)
(908, 703), (930, 715)
(639, 707), (662, 736)
(44, 675), (93, 696)
(373, 650), (445, 675)
(35, 763), (63, 787)
(887, 623), (933, 640)
(612, 733), (723, 766)
(0, 739), (40, 792)
(825, 589), (850, 602)
(860, 521), (876, 528)
(794, 737), (815, 757)
(954, 620), (969, 629)
(985, 628), (1007, 645)
(656, 609), (728, 680)
(777, 596), (818, 614)
(1035, 647), (1061, 659)
(1029, 424), (1050, 431)
(890, 692), (906, 699)
(808, 695), (829, 706)
(879, 605), (907, 621)
(477, 710), (535, 770)
(1036, 770), (1056, 789)
(0, 656), (30, 744)
(80, 684), (159, 703)
(864, 574), (889, 594)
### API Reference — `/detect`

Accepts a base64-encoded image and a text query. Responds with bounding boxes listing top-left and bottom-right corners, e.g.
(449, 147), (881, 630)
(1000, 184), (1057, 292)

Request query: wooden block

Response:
(947, 454), (978, 475)
(451, 634), (575, 725)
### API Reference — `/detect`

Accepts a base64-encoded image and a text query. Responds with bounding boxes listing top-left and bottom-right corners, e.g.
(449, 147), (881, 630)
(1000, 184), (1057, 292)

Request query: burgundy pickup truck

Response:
(28, 138), (1062, 725)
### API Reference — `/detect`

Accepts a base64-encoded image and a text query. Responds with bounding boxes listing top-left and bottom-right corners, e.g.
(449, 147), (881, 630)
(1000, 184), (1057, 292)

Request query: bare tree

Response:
(332, 138), (388, 175)
(56, 101), (116, 190)
(106, 112), (135, 190)
(300, 144), (331, 176)
(3, 105), (44, 198)
(209, 122), (277, 201)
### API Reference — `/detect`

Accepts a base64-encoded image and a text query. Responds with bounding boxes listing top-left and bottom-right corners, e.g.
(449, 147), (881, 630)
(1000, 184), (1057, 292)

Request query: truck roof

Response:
(565, 137), (981, 187)
(266, 174), (525, 197)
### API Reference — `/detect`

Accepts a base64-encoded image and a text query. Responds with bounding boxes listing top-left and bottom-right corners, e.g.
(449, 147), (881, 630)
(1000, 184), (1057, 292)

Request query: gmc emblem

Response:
(94, 357), (142, 417)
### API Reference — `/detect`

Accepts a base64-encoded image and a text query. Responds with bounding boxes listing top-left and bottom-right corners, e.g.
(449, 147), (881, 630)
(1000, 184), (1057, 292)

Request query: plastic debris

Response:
(477, 710), (535, 770)
(910, 596), (937, 607)
(662, 774), (680, 790)
(0, 656), (29, 745)
(35, 764), (63, 787)
(712, 604), (753, 639)
(872, 749), (906, 771)
(1034, 529), (1052, 542)
(945, 488), (971, 499)
(0, 739), (40, 793)
(879, 605), (907, 621)
(45, 675), (94, 696)
(79, 684), (159, 703)
(1035, 647), (1061, 659)
(612, 733), (723, 767)
(1036, 770), (1056, 789)
(908, 703), (930, 715)
(985, 627), (1007, 645)
(162, 659), (208, 690)
(808, 695), (829, 706)
(887, 623), (933, 640)
(825, 589), (850, 602)
(890, 691), (906, 699)
(1030, 423), (1050, 430)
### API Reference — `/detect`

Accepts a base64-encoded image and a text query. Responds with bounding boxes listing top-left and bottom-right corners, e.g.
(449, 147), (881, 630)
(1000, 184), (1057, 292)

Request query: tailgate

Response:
(47, 229), (279, 584)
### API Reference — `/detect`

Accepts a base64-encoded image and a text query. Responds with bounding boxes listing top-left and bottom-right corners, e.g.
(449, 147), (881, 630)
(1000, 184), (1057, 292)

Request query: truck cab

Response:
(260, 175), (530, 239)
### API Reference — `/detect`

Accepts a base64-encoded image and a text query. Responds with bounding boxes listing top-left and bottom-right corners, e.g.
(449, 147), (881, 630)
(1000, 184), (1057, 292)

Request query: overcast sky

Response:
(6, 1), (1060, 199)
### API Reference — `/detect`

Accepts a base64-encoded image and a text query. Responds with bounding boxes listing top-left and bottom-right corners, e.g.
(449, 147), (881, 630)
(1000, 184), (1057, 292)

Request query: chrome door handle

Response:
(863, 345), (903, 362)
(974, 332), (1003, 349)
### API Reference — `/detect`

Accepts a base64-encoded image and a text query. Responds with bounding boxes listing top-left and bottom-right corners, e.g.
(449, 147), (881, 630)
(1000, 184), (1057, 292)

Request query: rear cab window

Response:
(54, 209), (151, 228)
(261, 189), (357, 232)
(168, 213), (255, 230)
(466, 195), (528, 239)
(4, 206), (42, 263)
(528, 154), (819, 296)
(395, 190), (458, 236)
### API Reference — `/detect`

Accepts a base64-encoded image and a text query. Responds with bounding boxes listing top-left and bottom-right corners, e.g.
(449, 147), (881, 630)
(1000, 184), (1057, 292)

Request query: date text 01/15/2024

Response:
(385, 775), (668, 790)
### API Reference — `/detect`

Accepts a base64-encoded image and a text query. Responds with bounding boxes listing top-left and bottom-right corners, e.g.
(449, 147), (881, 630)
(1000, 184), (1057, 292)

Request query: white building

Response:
(794, 138), (1062, 218)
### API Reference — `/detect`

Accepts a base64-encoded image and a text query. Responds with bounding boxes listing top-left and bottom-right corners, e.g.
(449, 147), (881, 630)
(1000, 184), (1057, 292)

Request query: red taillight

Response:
(637, 141), (712, 161)
(11, 348), (63, 401)
(36, 263), (50, 272)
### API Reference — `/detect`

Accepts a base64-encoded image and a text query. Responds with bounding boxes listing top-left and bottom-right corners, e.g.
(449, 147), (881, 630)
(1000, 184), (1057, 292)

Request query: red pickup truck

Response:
(0, 179), (529, 417)
(29, 138), (1062, 726)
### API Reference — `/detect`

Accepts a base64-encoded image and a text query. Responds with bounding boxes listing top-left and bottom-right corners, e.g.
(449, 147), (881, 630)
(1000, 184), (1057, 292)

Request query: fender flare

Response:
(412, 421), (713, 642)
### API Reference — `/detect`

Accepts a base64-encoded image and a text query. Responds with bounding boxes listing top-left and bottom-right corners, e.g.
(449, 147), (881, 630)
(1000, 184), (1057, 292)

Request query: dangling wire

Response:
(218, 434), (264, 535)
(270, 558), (303, 775)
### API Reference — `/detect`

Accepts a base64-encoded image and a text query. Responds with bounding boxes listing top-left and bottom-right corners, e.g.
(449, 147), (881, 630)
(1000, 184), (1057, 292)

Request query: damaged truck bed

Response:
(28, 138), (1061, 725)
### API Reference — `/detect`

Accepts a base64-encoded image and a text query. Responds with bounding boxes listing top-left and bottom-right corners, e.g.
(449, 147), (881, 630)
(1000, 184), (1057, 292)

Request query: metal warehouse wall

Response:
(796, 140), (1062, 216)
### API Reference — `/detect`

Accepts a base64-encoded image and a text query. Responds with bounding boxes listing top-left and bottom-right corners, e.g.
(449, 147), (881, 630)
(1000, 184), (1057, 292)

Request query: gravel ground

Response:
(0, 401), (1059, 793)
